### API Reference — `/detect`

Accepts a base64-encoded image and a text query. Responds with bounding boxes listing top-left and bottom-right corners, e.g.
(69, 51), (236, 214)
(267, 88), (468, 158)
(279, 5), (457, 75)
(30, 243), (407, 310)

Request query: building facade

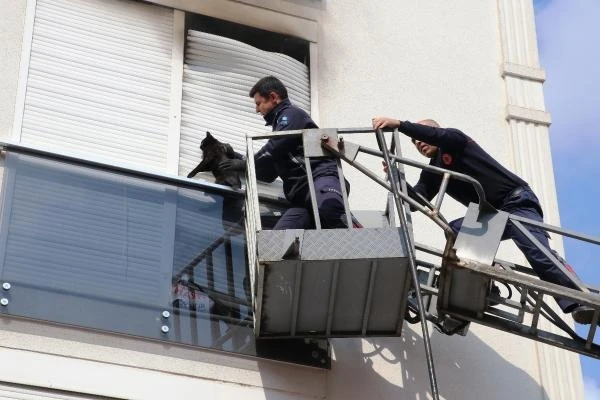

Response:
(0, 0), (584, 399)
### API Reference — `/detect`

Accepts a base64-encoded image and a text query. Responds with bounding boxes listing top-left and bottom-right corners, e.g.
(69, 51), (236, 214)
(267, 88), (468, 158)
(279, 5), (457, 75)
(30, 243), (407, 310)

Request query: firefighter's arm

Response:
(371, 117), (468, 151)
(253, 142), (279, 183)
(398, 121), (468, 150)
(409, 170), (441, 211)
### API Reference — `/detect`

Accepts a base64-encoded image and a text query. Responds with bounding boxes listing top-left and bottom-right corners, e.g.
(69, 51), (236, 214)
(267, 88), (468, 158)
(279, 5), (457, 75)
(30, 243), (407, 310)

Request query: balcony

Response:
(0, 144), (328, 368)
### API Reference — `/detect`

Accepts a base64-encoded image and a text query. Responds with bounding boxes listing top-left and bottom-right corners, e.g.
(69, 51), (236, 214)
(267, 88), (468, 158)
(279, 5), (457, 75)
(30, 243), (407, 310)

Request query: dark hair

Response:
(249, 76), (288, 100)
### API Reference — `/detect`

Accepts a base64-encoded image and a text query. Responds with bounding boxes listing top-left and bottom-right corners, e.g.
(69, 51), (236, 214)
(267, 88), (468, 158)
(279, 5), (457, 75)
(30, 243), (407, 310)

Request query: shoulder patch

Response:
(279, 115), (289, 127)
(442, 153), (453, 166)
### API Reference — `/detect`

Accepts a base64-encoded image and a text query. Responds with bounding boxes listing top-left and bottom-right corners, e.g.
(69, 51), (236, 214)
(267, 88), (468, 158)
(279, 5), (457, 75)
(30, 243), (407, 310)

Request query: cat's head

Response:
(200, 131), (220, 151)
(188, 131), (241, 189)
(200, 131), (235, 160)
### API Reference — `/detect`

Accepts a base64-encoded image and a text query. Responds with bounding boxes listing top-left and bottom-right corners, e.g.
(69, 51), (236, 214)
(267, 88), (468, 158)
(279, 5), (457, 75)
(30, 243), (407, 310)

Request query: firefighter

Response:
(220, 76), (352, 229)
(372, 116), (595, 324)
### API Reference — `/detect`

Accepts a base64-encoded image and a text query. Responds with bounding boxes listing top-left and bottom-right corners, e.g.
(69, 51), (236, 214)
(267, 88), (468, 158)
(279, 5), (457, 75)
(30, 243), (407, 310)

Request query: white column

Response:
(497, 1), (584, 399)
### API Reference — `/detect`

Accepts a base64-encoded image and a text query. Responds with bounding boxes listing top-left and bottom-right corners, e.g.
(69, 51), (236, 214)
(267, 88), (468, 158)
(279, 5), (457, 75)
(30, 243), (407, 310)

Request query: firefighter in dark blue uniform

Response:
(220, 76), (350, 229)
(372, 116), (595, 324)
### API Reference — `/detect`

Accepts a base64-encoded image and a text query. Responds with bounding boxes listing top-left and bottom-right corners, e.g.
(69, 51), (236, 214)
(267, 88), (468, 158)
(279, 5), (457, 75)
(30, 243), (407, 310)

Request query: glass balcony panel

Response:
(0, 149), (328, 368)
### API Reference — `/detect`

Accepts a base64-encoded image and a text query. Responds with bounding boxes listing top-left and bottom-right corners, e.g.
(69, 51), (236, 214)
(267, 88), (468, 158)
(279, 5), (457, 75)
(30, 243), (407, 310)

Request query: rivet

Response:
(161, 325), (169, 334)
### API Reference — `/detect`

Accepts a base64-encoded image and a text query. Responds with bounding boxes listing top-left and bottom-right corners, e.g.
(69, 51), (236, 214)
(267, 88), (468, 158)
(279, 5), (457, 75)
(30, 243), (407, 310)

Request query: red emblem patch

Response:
(565, 263), (576, 275)
(442, 153), (453, 165)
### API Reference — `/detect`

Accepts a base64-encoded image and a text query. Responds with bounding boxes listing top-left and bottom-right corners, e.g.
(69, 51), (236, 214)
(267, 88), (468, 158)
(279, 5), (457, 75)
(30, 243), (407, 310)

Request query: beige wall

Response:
(0, 0), (27, 139)
(0, 1), (583, 399)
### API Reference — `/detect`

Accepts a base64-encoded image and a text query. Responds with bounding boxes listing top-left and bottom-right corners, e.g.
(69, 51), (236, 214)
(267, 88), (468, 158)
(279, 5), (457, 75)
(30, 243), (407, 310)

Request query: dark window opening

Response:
(185, 13), (310, 65)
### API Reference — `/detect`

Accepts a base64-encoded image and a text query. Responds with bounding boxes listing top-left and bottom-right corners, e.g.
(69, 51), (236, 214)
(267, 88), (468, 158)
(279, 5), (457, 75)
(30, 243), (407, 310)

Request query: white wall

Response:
(0, 0), (584, 399)
(0, 0), (26, 139)
(317, 0), (510, 235)
(0, 0), (27, 203)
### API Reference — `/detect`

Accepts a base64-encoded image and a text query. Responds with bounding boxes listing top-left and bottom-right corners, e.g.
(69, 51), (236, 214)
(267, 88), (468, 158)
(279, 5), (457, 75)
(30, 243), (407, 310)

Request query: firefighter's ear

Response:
(269, 91), (281, 104)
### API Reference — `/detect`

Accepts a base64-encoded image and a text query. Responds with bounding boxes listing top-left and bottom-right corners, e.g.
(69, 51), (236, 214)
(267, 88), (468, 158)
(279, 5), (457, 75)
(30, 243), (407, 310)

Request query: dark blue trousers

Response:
(450, 187), (580, 312)
(274, 175), (350, 230)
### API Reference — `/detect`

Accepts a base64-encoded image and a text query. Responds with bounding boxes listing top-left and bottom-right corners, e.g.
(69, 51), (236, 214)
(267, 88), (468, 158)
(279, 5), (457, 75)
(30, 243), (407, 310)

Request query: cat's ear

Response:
(206, 131), (213, 138)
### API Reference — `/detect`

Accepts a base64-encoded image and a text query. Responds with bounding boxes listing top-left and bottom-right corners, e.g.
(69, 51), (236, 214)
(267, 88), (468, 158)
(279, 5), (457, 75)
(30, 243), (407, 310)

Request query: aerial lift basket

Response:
(245, 129), (412, 338)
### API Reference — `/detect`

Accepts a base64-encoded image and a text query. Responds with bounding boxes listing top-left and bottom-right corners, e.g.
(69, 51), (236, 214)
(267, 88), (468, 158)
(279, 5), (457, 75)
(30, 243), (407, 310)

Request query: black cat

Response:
(187, 131), (245, 233)
(187, 131), (243, 189)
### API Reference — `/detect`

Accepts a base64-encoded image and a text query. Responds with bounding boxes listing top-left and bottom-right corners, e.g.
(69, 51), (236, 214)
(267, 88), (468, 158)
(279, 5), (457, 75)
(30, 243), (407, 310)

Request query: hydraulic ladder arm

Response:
(320, 127), (600, 360)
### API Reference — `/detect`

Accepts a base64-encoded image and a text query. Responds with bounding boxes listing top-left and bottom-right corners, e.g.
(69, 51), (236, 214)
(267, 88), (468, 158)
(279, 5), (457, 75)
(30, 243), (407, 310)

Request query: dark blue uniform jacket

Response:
(254, 99), (338, 203)
(400, 121), (529, 210)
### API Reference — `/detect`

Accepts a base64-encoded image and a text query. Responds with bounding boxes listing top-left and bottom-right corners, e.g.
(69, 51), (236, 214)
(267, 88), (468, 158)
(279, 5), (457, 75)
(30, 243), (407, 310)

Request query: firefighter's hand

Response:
(382, 161), (389, 174)
(218, 159), (246, 172)
(372, 116), (401, 130)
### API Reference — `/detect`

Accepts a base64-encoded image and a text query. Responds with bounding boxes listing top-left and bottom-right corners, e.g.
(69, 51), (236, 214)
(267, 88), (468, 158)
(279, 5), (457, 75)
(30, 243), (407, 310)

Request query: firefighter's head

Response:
(249, 76), (288, 116)
(412, 119), (440, 158)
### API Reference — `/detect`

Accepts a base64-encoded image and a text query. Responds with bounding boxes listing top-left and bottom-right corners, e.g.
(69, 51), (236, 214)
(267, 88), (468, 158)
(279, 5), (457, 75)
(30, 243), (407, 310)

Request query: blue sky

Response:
(533, 0), (600, 398)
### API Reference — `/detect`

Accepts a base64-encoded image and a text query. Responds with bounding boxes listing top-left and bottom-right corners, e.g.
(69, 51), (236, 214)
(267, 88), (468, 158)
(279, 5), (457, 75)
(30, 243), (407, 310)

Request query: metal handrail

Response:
(247, 127), (490, 212)
(509, 214), (600, 246)
(0, 140), (292, 206)
(244, 126), (490, 244)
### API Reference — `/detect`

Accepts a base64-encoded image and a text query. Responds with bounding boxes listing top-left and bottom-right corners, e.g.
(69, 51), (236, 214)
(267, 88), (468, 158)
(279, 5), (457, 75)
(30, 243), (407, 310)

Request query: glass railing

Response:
(0, 145), (328, 368)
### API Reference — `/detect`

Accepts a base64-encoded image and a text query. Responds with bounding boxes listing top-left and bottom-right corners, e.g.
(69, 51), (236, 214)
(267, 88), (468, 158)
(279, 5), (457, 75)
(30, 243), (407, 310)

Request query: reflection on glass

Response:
(170, 187), (252, 353)
(0, 150), (328, 367)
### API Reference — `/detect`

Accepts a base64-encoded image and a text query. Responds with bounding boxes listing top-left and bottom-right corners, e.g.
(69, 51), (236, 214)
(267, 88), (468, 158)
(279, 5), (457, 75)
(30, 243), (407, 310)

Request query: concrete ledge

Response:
(232, 0), (320, 21)
(506, 105), (552, 126)
(502, 63), (546, 83)
(0, 317), (327, 399)
(145, 0), (318, 42)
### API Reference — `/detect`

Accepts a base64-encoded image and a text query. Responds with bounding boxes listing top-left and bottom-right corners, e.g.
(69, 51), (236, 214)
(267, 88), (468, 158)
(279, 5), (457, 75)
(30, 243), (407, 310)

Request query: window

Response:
(178, 14), (311, 177)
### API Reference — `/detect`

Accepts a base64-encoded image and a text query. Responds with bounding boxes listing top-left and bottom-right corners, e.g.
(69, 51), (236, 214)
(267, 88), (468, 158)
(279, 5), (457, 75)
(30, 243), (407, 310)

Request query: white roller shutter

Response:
(179, 30), (311, 176)
(0, 152), (172, 306)
(19, 0), (174, 170)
